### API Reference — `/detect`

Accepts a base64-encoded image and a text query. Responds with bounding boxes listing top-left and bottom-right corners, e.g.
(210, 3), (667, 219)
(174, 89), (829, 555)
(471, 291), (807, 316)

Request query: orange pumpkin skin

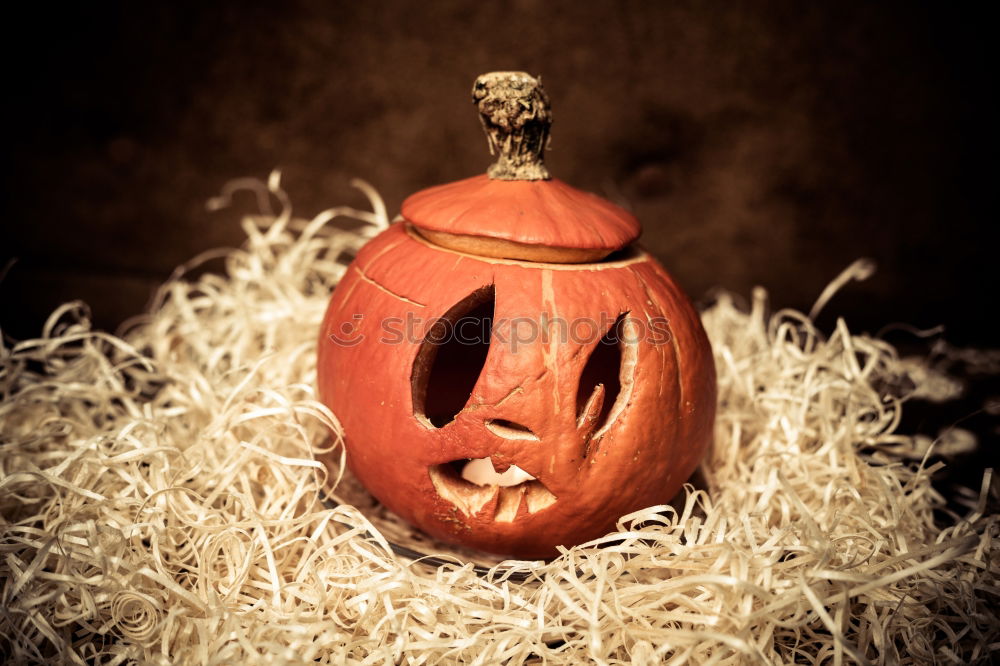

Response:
(317, 223), (716, 559)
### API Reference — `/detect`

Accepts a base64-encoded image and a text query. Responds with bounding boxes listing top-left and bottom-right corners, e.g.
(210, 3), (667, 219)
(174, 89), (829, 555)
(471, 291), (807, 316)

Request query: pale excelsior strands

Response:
(1, 172), (997, 664)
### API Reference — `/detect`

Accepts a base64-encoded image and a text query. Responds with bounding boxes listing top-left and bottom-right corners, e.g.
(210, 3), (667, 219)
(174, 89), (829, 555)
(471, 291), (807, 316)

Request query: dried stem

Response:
(472, 71), (552, 180)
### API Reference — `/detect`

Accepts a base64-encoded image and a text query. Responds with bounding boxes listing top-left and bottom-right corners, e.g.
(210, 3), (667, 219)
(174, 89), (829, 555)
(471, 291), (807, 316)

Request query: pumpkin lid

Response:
(402, 72), (641, 263)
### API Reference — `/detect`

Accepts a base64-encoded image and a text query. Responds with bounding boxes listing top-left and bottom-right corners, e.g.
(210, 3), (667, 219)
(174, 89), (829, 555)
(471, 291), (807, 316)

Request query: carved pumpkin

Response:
(317, 72), (716, 559)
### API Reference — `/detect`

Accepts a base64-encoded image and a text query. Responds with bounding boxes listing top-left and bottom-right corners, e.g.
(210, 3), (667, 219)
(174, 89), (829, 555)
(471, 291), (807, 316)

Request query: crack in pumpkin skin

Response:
(460, 385), (524, 414)
(637, 268), (686, 421)
(326, 267), (362, 315)
(358, 235), (407, 271)
(540, 270), (561, 415)
(353, 264), (428, 307)
(638, 274), (673, 402)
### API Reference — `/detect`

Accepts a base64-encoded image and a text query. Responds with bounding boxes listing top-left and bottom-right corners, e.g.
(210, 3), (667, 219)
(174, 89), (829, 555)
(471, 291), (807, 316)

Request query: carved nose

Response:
(485, 419), (539, 441)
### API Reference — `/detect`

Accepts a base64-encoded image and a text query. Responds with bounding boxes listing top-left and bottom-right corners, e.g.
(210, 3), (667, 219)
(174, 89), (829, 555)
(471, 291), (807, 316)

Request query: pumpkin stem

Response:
(472, 72), (551, 181)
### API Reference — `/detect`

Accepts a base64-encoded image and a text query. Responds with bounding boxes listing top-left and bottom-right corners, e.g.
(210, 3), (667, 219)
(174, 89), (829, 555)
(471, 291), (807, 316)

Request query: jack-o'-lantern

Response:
(317, 72), (716, 559)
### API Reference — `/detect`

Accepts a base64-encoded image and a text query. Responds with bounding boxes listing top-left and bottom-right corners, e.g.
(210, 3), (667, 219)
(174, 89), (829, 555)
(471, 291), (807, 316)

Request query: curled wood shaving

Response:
(1, 172), (996, 664)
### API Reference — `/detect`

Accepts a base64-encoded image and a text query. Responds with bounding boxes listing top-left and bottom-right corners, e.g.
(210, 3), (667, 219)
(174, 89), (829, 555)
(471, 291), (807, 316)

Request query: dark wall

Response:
(2, 1), (993, 344)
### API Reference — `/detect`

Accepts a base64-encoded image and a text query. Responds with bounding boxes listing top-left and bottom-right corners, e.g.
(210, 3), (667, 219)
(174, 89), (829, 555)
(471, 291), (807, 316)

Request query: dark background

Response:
(1, 1), (993, 346)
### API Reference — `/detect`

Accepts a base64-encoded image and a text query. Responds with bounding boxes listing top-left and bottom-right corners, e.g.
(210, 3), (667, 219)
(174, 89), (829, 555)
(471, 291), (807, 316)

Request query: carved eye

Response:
(576, 313), (637, 438)
(411, 286), (495, 428)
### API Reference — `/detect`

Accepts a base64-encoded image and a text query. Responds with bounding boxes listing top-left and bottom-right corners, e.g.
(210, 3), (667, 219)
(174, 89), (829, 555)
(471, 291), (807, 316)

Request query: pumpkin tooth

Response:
(524, 481), (558, 514)
(498, 465), (535, 485)
(494, 485), (526, 522)
(461, 457), (498, 486)
(577, 382), (606, 432)
(428, 465), (498, 516)
(590, 317), (640, 440)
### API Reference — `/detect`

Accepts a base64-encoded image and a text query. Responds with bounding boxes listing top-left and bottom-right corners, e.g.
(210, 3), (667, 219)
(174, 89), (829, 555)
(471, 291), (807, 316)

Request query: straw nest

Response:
(1, 172), (996, 665)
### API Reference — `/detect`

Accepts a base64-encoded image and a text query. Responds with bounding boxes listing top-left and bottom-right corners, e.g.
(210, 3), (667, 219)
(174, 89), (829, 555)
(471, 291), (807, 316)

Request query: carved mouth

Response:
(428, 458), (557, 522)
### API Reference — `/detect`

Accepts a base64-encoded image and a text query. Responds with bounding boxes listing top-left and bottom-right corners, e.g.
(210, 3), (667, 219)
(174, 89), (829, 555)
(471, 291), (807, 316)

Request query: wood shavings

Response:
(2, 171), (997, 664)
